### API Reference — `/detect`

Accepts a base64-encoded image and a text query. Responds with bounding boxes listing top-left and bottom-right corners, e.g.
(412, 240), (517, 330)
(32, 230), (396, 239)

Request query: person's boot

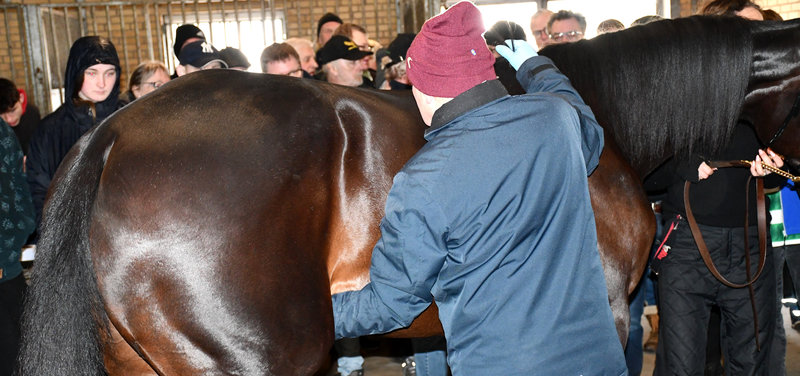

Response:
(643, 313), (659, 353)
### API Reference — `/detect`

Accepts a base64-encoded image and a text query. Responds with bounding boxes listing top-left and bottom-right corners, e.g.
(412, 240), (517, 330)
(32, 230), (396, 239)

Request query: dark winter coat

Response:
(0, 119), (35, 283)
(26, 36), (121, 232)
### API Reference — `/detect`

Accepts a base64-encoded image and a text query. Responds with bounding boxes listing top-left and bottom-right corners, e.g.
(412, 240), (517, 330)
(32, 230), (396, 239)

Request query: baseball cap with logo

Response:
(174, 24), (206, 56)
(178, 41), (228, 68)
(315, 35), (373, 66)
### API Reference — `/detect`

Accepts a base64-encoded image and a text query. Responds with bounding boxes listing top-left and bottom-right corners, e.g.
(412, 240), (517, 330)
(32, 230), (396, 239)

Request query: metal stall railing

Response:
(1, 0), (414, 115)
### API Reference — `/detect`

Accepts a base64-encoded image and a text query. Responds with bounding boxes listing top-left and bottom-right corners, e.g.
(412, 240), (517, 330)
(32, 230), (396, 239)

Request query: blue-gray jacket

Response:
(332, 56), (626, 375)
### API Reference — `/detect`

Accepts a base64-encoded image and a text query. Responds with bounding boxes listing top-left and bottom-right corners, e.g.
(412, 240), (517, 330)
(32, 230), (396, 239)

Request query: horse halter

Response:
(766, 91), (800, 148)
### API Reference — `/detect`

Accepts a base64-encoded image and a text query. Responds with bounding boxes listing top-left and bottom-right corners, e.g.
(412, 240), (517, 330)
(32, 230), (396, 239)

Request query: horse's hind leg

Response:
(588, 146), (654, 345)
(102, 319), (158, 375)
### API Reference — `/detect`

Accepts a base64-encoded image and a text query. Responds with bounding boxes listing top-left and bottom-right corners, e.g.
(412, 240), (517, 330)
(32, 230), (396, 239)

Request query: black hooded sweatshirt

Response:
(26, 36), (121, 234)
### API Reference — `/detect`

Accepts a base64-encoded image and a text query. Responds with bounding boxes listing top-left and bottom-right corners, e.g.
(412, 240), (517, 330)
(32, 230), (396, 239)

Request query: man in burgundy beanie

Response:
(331, 2), (626, 374)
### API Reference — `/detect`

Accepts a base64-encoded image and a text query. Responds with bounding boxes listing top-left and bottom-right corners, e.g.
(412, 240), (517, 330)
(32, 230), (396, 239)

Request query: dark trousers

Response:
(784, 244), (800, 308)
(654, 221), (782, 375)
(0, 274), (26, 376)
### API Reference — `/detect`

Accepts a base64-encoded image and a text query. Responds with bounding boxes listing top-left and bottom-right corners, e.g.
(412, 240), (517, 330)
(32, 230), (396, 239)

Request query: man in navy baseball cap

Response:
(176, 40), (227, 76)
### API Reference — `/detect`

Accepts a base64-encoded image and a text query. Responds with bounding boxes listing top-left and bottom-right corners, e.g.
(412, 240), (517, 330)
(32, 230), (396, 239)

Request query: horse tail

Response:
(17, 124), (116, 376)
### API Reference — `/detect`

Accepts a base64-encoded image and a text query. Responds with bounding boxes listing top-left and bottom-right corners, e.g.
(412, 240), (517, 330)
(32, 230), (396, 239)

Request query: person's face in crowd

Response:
(294, 44), (318, 74)
(266, 58), (304, 77)
(549, 18), (584, 44)
(737, 6), (764, 20)
(318, 21), (341, 47)
(1, 97), (23, 126)
(330, 59), (365, 87)
(79, 63), (117, 103)
(351, 29), (374, 71)
(530, 13), (552, 49)
(391, 63), (408, 84)
(131, 68), (170, 99)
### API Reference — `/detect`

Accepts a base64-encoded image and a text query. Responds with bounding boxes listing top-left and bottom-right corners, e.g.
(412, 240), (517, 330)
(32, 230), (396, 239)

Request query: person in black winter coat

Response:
(645, 123), (786, 375)
(26, 36), (121, 237)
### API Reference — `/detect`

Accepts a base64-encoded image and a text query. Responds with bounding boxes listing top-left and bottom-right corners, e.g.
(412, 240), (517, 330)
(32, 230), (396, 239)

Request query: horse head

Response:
(743, 18), (800, 169)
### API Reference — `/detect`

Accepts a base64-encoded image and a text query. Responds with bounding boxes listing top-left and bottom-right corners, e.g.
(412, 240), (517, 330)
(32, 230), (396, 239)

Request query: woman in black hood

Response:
(26, 36), (121, 236)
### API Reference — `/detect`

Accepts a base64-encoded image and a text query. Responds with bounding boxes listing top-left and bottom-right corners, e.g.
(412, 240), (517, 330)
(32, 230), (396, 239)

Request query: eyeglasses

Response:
(549, 30), (583, 42)
(532, 29), (548, 38)
(358, 43), (378, 53)
(141, 81), (166, 89)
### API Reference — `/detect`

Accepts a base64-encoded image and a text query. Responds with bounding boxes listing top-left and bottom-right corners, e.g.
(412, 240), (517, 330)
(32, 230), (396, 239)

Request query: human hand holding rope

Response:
(698, 148), (791, 181)
(748, 148), (784, 177)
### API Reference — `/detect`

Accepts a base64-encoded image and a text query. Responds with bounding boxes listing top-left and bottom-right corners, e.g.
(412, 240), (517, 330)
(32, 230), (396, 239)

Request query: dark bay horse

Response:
(18, 16), (800, 375)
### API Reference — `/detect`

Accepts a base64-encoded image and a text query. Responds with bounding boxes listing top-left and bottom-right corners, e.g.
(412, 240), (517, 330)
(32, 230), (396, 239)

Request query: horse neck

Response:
(545, 17), (759, 177)
(742, 20), (800, 162)
(748, 19), (800, 87)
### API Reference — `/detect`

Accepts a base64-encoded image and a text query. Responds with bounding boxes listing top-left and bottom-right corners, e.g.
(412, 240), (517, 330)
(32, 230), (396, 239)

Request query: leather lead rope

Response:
(683, 160), (768, 350)
(682, 178), (767, 288)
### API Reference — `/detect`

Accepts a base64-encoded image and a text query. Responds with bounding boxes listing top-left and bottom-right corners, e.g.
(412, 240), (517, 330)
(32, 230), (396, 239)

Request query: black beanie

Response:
(317, 13), (343, 38)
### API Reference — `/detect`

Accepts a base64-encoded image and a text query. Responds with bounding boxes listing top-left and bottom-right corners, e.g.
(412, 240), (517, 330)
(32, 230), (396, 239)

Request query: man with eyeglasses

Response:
(285, 38), (319, 78)
(529, 9), (553, 50)
(547, 10), (586, 44)
(260, 43), (304, 78)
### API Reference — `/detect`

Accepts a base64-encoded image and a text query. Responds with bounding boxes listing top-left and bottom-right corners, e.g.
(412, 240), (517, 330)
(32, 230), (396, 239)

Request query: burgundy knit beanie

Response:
(406, 1), (496, 97)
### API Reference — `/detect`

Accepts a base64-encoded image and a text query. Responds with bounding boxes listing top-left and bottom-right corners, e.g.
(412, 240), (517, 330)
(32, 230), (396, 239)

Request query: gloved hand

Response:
(495, 39), (537, 71)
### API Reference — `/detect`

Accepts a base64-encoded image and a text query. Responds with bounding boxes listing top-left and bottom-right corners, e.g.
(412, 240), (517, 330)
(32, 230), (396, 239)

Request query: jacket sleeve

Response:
(643, 154), (708, 192)
(332, 172), (448, 339)
(515, 56), (604, 176)
(0, 122), (35, 252)
(25, 125), (58, 231)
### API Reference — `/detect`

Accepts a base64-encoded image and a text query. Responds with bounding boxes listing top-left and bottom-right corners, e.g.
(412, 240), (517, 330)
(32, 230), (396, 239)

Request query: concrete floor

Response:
(357, 306), (800, 376)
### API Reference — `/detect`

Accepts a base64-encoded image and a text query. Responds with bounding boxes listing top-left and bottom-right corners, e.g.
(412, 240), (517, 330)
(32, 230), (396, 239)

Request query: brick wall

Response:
(759, 0), (800, 19)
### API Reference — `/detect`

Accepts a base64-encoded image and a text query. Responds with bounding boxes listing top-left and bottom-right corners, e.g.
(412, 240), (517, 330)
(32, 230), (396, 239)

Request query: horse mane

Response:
(539, 16), (753, 173)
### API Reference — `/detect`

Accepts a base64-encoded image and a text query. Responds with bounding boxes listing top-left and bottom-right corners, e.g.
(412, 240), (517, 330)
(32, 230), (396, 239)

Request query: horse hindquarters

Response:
(588, 143), (655, 346)
(88, 108), (336, 374)
(17, 125), (116, 376)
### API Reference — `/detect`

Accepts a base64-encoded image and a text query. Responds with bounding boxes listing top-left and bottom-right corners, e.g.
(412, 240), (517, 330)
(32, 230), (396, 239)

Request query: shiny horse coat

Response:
(18, 16), (800, 375)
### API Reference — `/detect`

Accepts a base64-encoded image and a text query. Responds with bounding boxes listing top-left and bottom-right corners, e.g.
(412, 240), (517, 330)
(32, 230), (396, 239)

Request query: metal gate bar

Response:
(132, 5), (141, 63)
(3, 8), (16, 82)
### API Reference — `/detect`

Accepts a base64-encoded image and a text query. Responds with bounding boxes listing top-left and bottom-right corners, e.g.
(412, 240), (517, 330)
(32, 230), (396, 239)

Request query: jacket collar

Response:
(426, 80), (508, 138)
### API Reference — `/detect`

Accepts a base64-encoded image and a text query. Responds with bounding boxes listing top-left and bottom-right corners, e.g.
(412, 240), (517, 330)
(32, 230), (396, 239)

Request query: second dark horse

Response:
(19, 16), (800, 375)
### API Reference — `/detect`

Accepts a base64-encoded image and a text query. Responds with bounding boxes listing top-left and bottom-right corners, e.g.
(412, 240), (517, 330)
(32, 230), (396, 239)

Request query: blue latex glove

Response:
(495, 39), (537, 71)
